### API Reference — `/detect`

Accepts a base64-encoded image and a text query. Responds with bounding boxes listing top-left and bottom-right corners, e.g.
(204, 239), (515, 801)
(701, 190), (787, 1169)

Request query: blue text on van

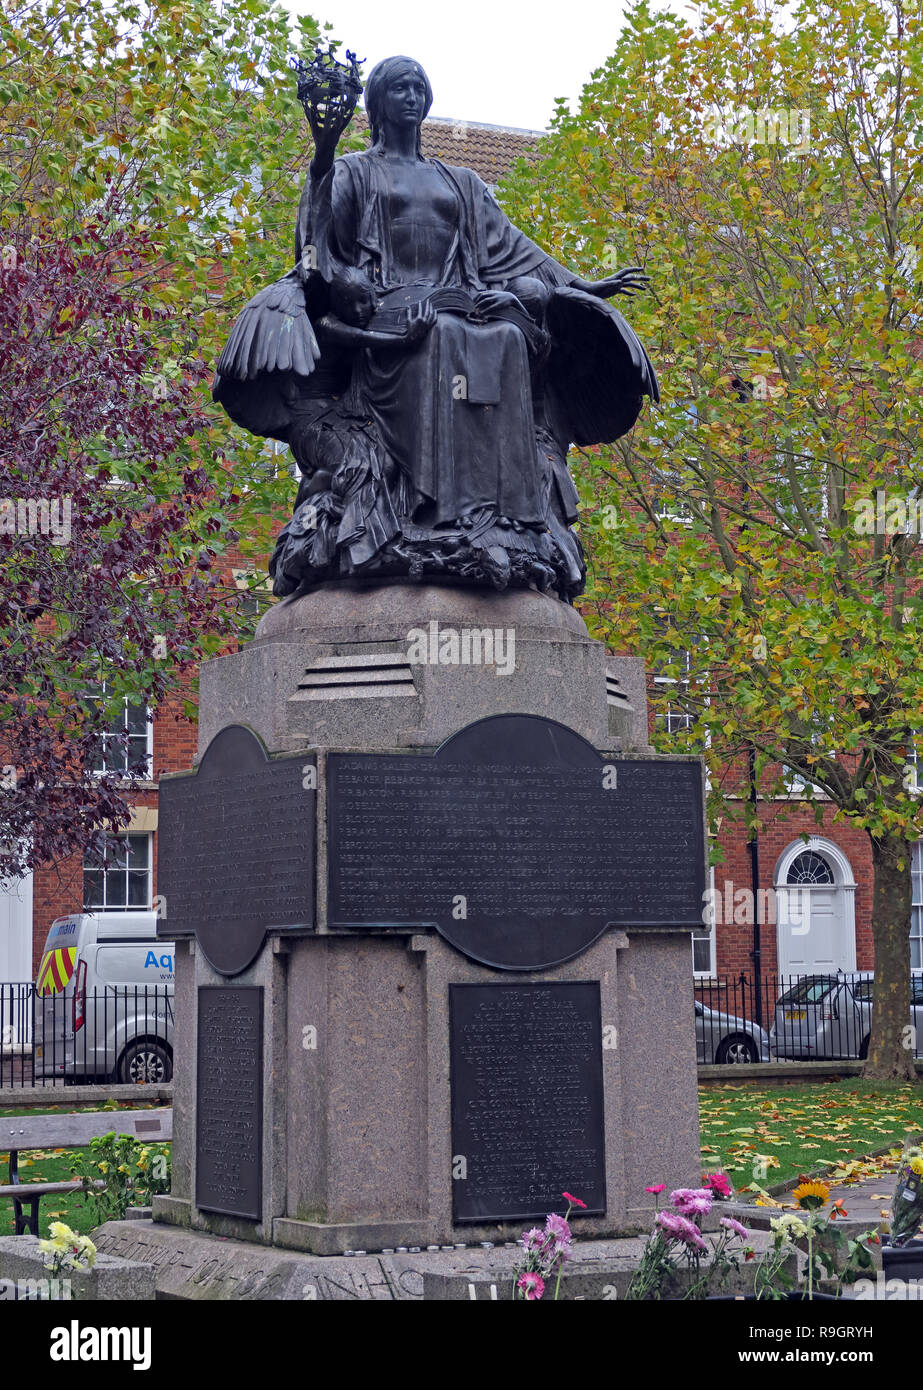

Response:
(144, 952), (174, 971)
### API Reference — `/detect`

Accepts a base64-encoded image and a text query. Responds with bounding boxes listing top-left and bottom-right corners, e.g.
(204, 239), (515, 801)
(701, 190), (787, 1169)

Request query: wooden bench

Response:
(0, 1108), (172, 1235)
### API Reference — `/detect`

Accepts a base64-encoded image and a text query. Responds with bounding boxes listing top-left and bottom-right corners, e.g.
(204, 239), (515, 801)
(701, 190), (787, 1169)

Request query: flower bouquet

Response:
(759, 1179), (879, 1298)
(887, 1145), (923, 1247)
(39, 1222), (96, 1277)
(513, 1192), (586, 1300)
(627, 1182), (754, 1299)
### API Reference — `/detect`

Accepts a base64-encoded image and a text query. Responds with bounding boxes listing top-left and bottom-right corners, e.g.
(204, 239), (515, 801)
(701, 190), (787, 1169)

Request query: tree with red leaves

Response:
(0, 224), (238, 880)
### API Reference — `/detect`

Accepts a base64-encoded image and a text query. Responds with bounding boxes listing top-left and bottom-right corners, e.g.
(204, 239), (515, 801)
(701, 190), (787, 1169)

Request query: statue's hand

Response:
(310, 92), (357, 145)
(577, 266), (651, 299)
(402, 300), (437, 345)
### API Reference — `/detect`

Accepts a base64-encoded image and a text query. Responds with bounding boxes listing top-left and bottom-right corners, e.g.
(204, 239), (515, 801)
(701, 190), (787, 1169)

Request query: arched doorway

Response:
(773, 838), (857, 976)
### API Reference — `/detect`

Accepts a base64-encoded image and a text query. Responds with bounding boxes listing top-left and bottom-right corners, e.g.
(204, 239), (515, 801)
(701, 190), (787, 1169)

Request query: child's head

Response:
(329, 266), (377, 327)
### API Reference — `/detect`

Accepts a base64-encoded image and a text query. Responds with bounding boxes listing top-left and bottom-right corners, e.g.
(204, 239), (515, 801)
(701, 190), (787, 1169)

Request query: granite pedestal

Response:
(153, 582), (703, 1265)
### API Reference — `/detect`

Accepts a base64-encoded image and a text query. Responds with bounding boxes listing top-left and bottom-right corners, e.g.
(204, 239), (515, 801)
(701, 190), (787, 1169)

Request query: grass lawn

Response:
(4, 1084), (923, 1236)
(700, 1079), (923, 1192)
(0, 1100), (170, 1238)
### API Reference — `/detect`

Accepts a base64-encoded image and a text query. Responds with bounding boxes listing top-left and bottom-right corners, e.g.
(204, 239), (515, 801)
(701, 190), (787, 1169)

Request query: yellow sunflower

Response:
(792, 1179), (831, 1211)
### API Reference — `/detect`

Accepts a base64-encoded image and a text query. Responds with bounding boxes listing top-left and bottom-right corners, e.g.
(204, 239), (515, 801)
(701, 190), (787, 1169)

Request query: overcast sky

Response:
(291, 0), (652, 132)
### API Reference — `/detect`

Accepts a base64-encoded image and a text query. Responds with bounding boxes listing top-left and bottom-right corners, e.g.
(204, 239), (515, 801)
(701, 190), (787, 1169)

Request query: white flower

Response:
(770, 1214), (808, 1242)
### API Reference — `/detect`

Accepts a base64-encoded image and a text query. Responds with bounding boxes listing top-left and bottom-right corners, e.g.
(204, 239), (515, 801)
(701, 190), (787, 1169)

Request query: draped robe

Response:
(299, 153), (584, 525)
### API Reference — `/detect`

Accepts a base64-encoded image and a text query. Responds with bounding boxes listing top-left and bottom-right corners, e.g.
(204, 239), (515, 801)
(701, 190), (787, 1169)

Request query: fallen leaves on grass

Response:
(700, 1083), (923, 1188)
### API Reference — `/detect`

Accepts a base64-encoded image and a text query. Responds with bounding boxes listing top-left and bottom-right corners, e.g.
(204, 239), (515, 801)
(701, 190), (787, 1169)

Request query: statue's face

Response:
(380, 67), (428, 128)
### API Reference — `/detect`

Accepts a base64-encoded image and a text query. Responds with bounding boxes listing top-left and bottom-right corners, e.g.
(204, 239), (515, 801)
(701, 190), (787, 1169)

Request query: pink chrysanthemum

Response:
(562, 1191), (587, 1209)
(521, 1227), (546, 1254)
(657, 1210), (707, 1251)
(670, 1187), (713, 1217)
(545, 1211), (572, 1245)
(517, 1271), (545, 1301)
(720, 1216), (749, 1240)
(645, 1183), (667, 1195)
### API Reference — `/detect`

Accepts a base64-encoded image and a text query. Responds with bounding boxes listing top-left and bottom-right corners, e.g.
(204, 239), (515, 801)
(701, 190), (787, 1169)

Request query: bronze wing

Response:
(212, 269), (321, 439)
(544, 284), (660, 448)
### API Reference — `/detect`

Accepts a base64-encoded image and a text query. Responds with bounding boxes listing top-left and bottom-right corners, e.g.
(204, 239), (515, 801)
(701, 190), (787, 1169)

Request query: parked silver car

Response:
(695, 999), (771, 1064)
(770, 971), (923, 1060)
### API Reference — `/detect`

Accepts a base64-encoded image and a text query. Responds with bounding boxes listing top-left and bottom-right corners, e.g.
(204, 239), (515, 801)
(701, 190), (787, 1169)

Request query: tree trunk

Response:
(864, 832), (916, 1081)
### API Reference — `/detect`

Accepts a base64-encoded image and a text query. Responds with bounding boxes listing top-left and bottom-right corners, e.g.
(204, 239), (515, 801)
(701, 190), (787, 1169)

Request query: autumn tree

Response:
(0, 224), (242, 878)
(0, 0), (336, 875)
(499, 0), (923, 1077)
(0, 0), (329, 575)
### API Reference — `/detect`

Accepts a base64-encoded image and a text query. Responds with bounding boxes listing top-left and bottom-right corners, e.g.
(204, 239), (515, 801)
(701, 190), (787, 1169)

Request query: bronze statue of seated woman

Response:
(213, 48), (658, 603)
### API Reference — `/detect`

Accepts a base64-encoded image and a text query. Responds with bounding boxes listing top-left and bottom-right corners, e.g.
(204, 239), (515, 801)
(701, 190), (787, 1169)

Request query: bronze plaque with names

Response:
(327, 713), (705, 970)
(196, 986), (263, 1221)
(157, 724), (315, 976)
(450, 981), (606, 1223)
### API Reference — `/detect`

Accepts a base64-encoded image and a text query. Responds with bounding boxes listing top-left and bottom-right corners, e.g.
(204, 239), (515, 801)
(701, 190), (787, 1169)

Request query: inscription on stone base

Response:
(450, 982), (606, 1223)
(157, 724), (315, 976)
(196, 986), (263, 1221)
(328, 713), (705, 970)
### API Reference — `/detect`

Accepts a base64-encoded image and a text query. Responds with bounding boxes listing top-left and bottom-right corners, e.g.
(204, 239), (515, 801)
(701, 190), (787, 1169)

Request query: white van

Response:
(34, 911), (175, 1084)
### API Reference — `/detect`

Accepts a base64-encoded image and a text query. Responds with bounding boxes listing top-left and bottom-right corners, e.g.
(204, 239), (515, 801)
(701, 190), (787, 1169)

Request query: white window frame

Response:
(86, 686), (153, 782)
(780, 719), (833, 801)
(649, 402), (697, 524)
(650, 628), (711, 784)
(83, 832), (153, 913)
(693, 866), (717, 977)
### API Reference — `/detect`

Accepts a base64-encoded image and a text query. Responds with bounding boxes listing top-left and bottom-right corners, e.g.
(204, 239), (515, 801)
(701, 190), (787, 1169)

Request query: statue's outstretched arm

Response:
(569, 267), (651, 299)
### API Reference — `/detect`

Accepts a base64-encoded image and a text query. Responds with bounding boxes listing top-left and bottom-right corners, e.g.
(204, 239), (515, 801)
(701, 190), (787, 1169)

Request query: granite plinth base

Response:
(92, 1220), (786, 1300)
(0, 1236), (154, 1300)
(160, 583), (701, 1259)
(197, 581), (649, 754)
(158, 925), (701, 1255)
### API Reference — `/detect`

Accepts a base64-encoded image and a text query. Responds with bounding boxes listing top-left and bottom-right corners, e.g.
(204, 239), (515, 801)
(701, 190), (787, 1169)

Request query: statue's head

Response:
(364, 56), (433, 152)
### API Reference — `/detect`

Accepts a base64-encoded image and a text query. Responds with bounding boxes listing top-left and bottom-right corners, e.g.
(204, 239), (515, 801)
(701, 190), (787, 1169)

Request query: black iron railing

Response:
(1, 985), (174, 1088)
(694, 971), (902, 1064)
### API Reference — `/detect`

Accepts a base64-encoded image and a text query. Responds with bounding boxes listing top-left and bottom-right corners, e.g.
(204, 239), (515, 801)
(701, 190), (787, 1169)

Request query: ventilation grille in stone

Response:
(605, 669), (632, 709)
(292, 652), (417, 701)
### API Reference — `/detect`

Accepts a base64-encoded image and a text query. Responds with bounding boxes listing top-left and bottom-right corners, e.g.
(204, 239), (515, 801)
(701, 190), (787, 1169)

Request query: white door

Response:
(775, 844), (857, 976)
(777, 887), (851, 974)
(0, 870), (34, 1046)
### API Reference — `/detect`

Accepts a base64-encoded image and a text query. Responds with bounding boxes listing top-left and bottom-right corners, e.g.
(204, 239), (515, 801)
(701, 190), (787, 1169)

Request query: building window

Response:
(83, 833), (152, 911)
(912, 842), (923, 970)
(649, 402), (696, 521)
(694, 867), (716, 976)
(786, 850), (835, 885)
(259, 437), (299, 483)
(87, 686), (153, 779)
(780, 716), (833, 799)
(231, 567), (272, 620)
(652, 644), (702, 742)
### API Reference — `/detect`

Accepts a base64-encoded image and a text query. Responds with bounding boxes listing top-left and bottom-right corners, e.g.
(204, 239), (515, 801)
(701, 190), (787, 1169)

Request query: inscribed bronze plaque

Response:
(327, 713), (705, 970)
(196, 986), (263, 1221)
(449, 982), (606, 1223)
(157, 724), (315, 976)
